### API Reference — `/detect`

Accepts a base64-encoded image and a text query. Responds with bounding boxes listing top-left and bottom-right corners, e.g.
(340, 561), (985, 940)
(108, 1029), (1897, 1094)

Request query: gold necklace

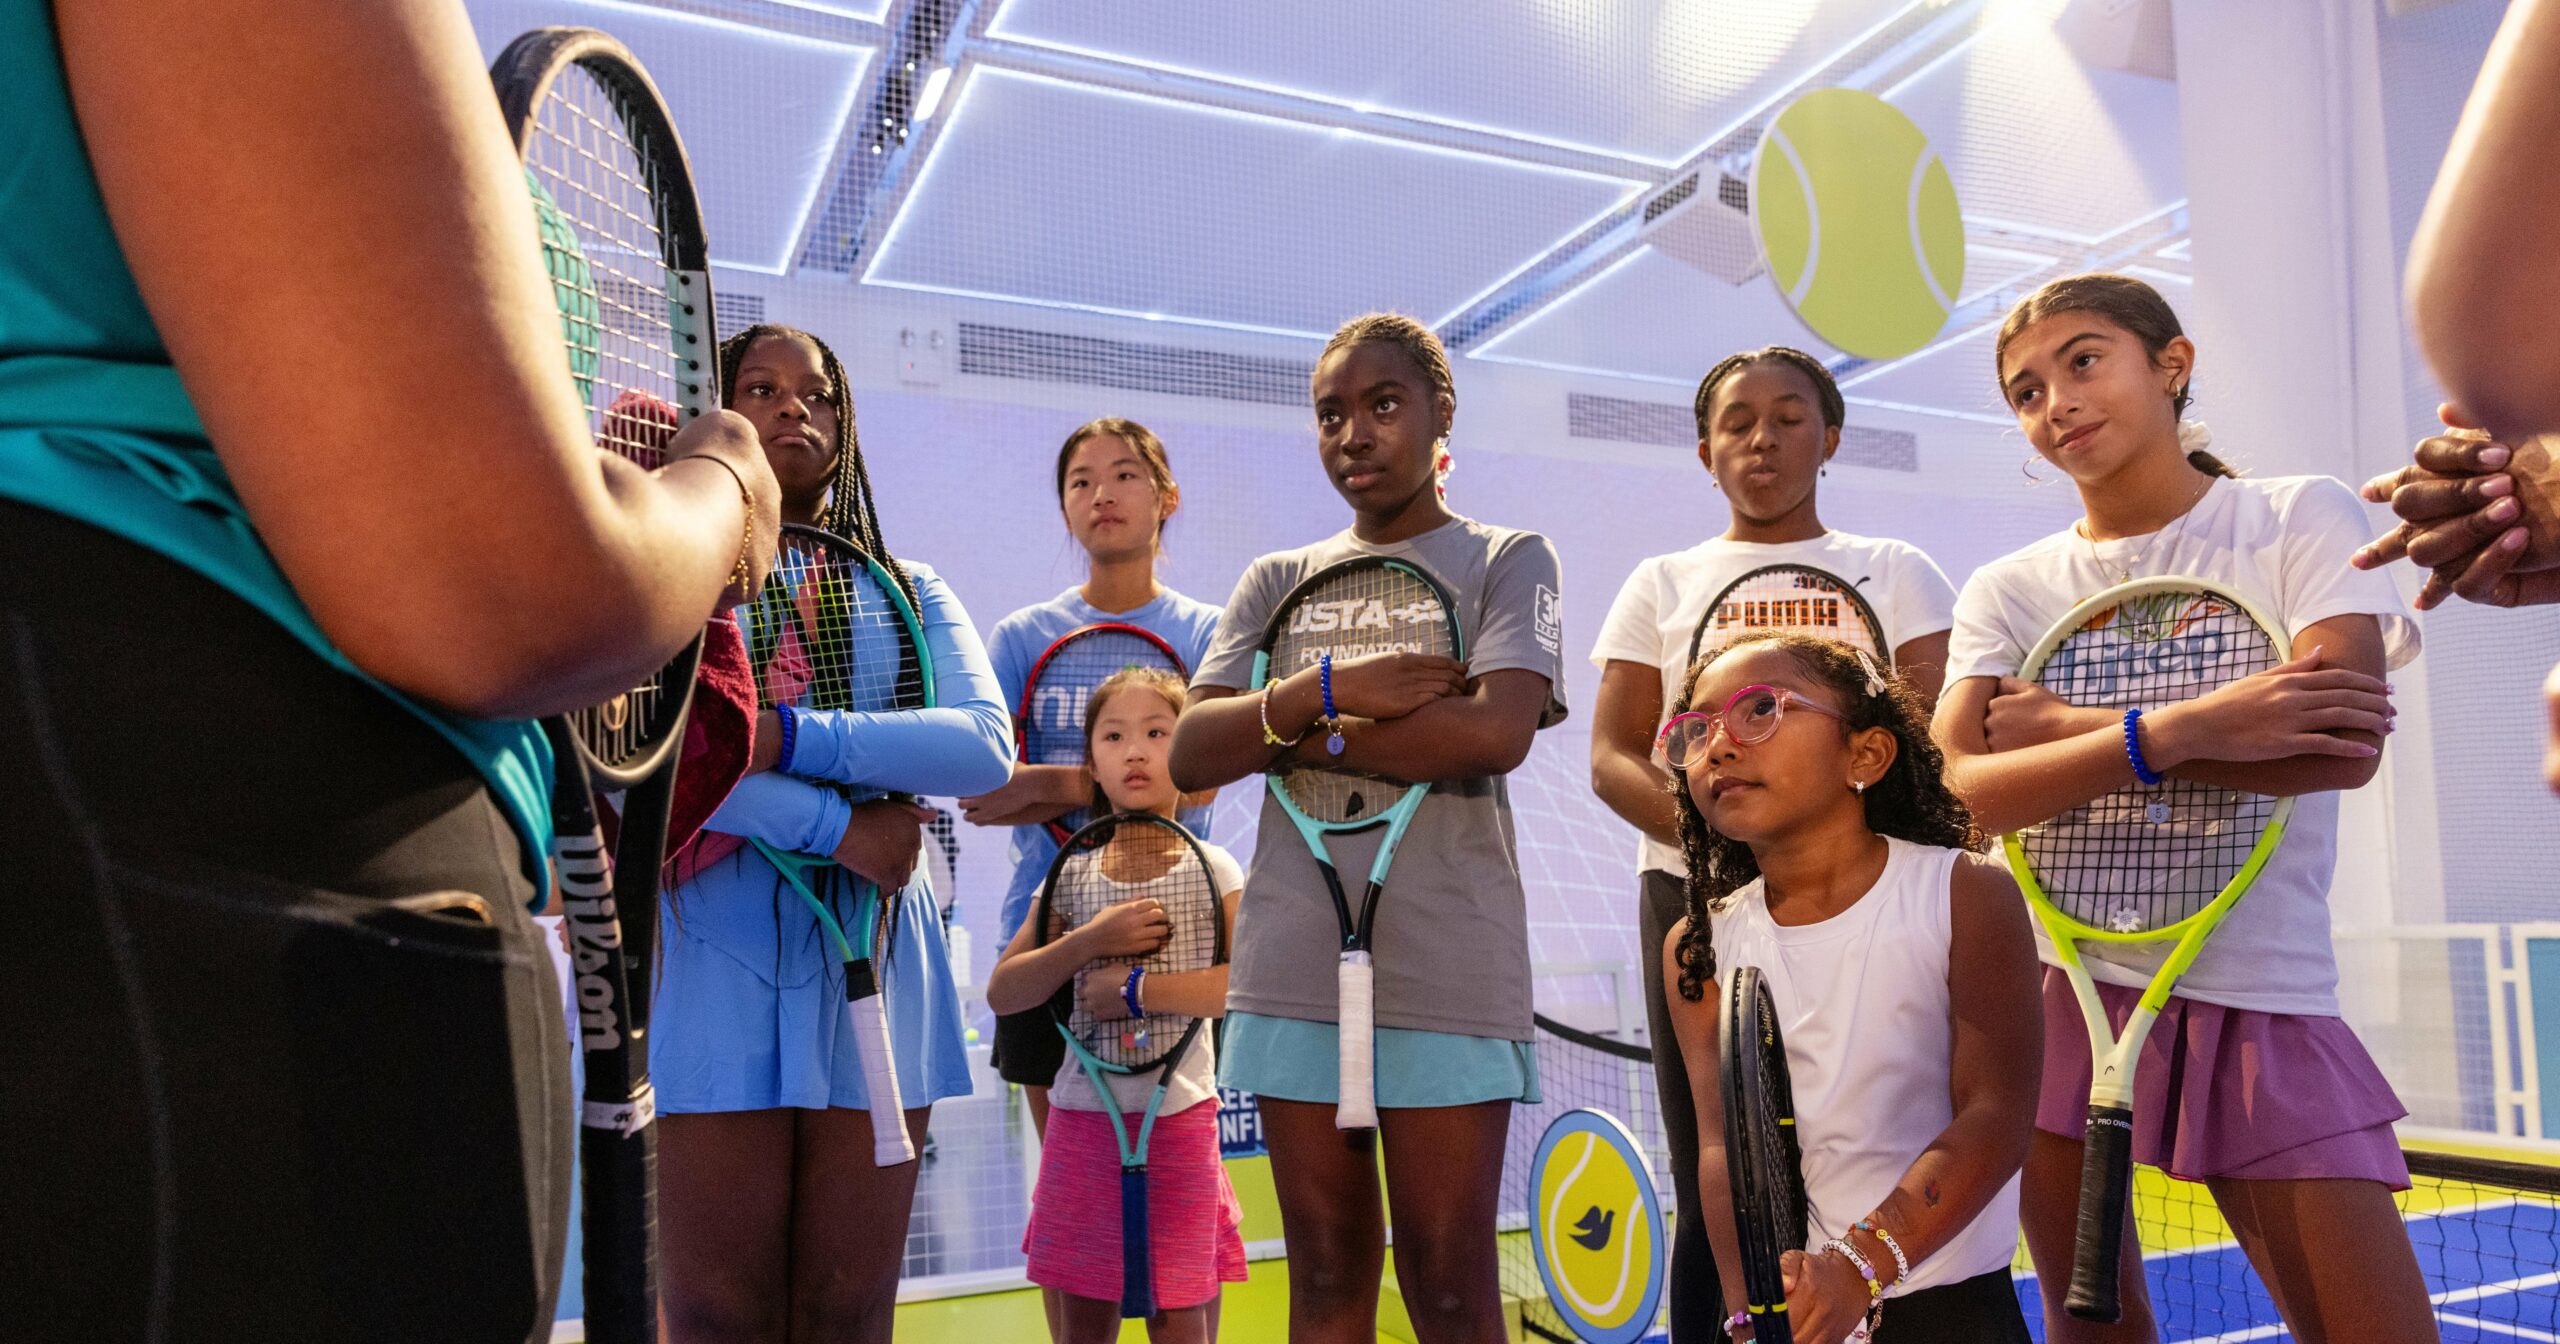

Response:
(2087, 475), (2212, 584)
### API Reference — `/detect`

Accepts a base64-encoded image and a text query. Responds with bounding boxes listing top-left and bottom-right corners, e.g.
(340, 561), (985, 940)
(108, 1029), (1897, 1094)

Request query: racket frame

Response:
(2001, 575), (2295, 1322)
(1719, 965), (1804, 1344)
(495, 29), (713, 1343)
(1035, 810), (1231, 1318)
(742, 525), (939, 1167)
(1248, 556), (1465, 1131)
(1015, 622), (1190, 846)
(1685, 562), (1891, 673)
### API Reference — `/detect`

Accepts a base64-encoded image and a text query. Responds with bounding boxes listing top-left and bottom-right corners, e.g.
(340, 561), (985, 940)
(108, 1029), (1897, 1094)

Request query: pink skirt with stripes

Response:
(1023, 1100), (1248, 1310)
(2036, 969), (2411, 1188)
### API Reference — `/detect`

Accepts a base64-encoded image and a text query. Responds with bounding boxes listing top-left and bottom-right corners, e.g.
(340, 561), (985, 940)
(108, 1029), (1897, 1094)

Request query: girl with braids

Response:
(1659, 634), (2040, 1344)
(652, 324), (1013, 1344)
(965, 417), (1222, 1147)
(1937, 274), (2428, 1344)
(1589, 344), (1957, 1341)
(1172, 312), (1566, 1342)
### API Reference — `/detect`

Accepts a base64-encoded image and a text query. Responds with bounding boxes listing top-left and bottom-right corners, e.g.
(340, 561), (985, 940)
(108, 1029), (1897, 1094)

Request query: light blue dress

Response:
(652, 559), (1013, 1112)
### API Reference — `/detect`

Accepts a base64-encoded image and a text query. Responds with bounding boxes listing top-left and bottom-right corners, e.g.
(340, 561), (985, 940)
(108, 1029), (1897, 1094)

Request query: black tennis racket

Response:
(742, 523), (937, 1166)
(1687, 563), (1889, 672)
(1722, 964), (1806, 1344)
(1037, 811), (1229, 1318)
(1251, 556), (1463, 1130)
(494, 27), (715, 1342)
(1017, 622), (1189, 844)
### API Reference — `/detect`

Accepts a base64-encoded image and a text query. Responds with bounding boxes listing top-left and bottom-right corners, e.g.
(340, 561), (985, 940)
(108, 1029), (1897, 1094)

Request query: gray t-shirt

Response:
(1193, 516), (1568, 1041)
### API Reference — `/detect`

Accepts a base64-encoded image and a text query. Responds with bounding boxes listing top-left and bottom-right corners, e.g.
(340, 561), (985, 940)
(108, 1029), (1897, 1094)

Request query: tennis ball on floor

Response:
(527, 171), (601, 406)
(1752, 87), (1965, 361)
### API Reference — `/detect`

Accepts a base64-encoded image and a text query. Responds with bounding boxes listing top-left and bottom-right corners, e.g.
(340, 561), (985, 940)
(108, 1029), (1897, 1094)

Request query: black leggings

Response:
(0, 501), (572, 1343)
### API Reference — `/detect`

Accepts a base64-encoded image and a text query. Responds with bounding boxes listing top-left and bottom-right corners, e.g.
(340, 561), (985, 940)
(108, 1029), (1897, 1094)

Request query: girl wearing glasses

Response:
(1656, 634), (2042, 1343)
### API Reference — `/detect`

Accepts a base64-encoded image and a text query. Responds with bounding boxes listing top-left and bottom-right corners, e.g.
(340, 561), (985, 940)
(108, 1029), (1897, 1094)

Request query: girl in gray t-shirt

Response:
(1170, 313), (1567, 1340)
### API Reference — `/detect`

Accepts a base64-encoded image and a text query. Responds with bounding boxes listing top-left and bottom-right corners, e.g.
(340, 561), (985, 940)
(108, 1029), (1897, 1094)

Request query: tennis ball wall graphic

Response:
(1752, 87), (1965, 361)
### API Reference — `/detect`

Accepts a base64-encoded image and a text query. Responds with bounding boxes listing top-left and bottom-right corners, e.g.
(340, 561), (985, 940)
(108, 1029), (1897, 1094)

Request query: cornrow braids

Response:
(1692, 345), (1846, 441)
(1318, 313), (1459, 497)
(1666, 632), (1978, 1004)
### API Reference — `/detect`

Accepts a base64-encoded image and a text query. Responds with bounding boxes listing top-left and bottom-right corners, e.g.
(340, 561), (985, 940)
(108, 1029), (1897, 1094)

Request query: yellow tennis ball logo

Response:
(1537, 1131), (1653, 1331)
(1753, 88), (1965, 361)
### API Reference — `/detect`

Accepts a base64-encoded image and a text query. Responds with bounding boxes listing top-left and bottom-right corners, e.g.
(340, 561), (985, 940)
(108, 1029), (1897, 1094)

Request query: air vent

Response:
(956, 323), (1313, 406)
(716, 291), (766, 342)
(1566, 392), (1917, 473)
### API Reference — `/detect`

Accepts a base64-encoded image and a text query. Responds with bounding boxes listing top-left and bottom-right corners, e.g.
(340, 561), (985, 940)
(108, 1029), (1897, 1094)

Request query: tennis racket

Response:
(1687, 563), (1889, 672)
(1720, 965), (1806, 1344)
(741, 523), (937, 1166)
(1037, 811), (1230, 1318)
(495, 28), (715, 1341)
(1017, 623), (1189, 844)
(1251, 556), (1463, 1131)
(2003, 576), (2293, 1322)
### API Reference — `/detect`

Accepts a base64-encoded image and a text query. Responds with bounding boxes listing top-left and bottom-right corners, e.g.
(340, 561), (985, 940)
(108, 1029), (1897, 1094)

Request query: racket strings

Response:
(1265, 566), (1457, 824)
(530, 64), (689, 770)
(2023, 592), (2282, 933)
(1696, 565), (1889, 664)
(1051, 833), (1220, 1070)
(747, 536), (922, 729)
(1024, 631), (1185, 833)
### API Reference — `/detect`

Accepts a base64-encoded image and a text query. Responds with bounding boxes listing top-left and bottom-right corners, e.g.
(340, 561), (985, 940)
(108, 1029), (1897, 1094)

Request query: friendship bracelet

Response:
(2123, 708), (2164, 786)
(1854, 1218), (1911, 1287)
(1318, 653), (1345, 756)
(1259, 680), (1302, 747)
(1725, 1308), (1751, 1337)
(1822, 1236), (1887, 1335)
(775, 704), (800, 774)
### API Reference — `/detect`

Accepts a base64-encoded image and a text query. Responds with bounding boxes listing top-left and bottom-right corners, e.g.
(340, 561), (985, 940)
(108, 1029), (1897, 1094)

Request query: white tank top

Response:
(1707, 836), (2022, 1294)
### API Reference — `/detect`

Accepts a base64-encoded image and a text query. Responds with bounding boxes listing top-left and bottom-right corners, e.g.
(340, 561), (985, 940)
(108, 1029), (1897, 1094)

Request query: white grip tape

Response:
(1335, 952), (1377, 1130)
(580, 1082), (657, 1135)
(851, 995), (915, 1166)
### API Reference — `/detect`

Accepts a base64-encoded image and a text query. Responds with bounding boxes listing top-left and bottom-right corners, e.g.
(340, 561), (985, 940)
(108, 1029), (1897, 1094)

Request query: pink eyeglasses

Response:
(1654, 684), (1847, 769)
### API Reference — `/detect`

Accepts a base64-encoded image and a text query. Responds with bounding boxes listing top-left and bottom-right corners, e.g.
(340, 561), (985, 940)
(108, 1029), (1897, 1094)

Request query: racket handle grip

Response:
(2064, 1104), (2135, 1322)
(1335, 953), (1377, 1131)
(847, 964), (915, 1167)
(1119, 1166), (1154, 1319)
(578, 1105), (659, 1344)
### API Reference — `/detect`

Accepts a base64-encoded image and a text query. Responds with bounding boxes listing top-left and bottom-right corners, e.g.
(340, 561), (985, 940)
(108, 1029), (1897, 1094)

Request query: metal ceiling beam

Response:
(796, 0), (991, 274)
(1438, 0), (1990, 355)
(616, 0), (886, 48)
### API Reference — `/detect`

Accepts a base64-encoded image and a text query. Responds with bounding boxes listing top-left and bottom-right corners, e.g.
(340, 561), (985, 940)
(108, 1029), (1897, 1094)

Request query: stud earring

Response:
(1851, 779), (1866, 794)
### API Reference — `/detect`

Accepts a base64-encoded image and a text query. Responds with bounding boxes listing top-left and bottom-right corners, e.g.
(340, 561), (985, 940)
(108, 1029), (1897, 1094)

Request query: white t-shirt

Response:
(1709, 839), (2022, 1294)
(1591, 532), (1958, 875)
(1945, 474), (2420, 1016)
(1050, 842), (1244, 1116)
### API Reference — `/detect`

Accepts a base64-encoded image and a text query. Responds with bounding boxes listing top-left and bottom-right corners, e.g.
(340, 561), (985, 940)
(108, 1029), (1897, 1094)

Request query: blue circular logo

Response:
(1528, 1108), (1666, 1344)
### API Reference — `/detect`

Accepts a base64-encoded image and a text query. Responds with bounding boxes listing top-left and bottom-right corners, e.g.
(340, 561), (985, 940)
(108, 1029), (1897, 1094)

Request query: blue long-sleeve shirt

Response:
(704, 558), (1013, 855)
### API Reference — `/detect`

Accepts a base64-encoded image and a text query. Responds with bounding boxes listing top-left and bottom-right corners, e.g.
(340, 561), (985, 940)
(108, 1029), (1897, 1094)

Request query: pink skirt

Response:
(2036, 969), (2410, 1188)
(1023, 1101), (1248, 1310)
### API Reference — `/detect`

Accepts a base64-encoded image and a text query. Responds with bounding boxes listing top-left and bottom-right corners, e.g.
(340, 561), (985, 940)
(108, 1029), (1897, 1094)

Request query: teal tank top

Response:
(0, 3), (556, 901)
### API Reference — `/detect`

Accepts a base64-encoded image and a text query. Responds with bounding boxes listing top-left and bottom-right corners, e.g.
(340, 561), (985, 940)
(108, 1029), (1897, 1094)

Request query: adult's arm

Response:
(59, 0), (777, 719)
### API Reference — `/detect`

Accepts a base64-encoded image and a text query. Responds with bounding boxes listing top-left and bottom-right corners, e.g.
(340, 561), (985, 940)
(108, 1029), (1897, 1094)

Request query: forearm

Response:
(984, 934), (1091, 1015)
(1592, 744), (1681, 847)
(2173, 751), (2381, 796)
(1699, 1145), (1755, 1321)
(1944, 726), (2137, 837)
(791, 701), (1016, 796)
(1859, 1107), (2035, 1287)
(702, 772), (852, 855)
(1172, 685), (1304, 792)
(1138, 965), (1228, 1019)
(1289, 686), (1535, 782)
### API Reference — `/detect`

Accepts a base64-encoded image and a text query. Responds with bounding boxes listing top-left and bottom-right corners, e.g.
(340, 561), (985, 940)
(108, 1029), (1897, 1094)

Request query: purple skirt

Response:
(2036, 968), (2410, 1188)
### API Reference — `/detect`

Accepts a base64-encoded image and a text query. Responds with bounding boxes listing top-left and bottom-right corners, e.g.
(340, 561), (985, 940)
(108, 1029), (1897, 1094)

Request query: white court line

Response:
(2435, 1312), (2560, 1343)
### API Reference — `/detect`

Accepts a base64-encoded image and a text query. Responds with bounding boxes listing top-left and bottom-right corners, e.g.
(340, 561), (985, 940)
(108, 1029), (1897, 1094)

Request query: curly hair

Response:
(1692, 345), (1845, 441)
(1669, 633), (1979, 1003)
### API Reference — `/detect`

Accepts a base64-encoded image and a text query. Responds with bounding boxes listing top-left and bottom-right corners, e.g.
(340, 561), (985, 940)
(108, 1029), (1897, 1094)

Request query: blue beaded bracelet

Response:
(2123, 708), (2163, 786)
(776, 704), (800, 774)
(1319, 653), (1345, 756)
(1122, 966), (1146, 1020)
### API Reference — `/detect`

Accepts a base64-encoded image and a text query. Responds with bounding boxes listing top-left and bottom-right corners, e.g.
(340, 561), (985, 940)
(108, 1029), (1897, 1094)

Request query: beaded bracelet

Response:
(1822, 1237), (1886, 1333)
(1724, 1308), (1751, 1337)
(775, 703), (800, 774)
(2123, 707), (2164, 786)
(1122, 966), (1145, 1019)
(1854, 1217), (1911, 1286)
(1318, 653), (1345, 756)
(1259, 680), (1301, 747)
